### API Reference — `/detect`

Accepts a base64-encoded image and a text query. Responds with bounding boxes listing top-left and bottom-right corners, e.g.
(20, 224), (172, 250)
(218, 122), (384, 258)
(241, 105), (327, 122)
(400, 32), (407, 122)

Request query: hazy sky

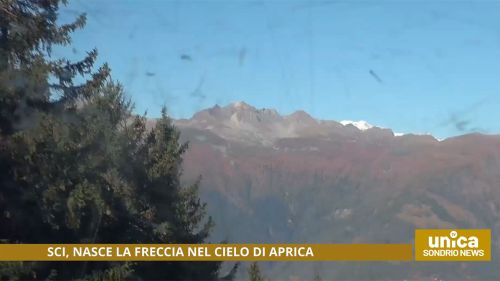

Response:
(57, 0), (500, 139)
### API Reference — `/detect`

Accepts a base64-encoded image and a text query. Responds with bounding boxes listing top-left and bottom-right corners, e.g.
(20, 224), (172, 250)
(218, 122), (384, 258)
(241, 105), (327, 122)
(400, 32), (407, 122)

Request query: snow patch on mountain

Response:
(340, 120), (374, 131)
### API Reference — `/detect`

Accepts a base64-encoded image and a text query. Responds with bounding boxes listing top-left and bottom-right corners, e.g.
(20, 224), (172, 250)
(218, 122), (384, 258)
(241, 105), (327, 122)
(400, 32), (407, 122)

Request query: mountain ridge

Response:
(153, 102), (500, 280)
(173, 101), (446, 146)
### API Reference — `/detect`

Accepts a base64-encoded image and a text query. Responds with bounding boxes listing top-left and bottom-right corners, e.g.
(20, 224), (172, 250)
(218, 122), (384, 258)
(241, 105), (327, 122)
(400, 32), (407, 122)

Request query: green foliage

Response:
(0, 0), (229, 280)
(0, 262), (36, 281)
(0, 0), (109, 136)
(75, 263), (134, 281)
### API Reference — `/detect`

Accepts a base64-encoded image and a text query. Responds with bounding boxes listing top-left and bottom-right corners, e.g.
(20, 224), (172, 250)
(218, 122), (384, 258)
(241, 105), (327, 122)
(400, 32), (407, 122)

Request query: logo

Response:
(415, 229), (491, 261)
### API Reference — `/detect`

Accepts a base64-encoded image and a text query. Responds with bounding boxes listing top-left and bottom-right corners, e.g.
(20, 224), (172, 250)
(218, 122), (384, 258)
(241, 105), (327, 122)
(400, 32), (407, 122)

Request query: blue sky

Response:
(57, 0), (500, 139)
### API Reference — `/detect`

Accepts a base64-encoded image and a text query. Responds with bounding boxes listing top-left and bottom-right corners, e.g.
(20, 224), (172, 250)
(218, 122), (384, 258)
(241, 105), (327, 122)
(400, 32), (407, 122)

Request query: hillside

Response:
(169, 102), (500, 280)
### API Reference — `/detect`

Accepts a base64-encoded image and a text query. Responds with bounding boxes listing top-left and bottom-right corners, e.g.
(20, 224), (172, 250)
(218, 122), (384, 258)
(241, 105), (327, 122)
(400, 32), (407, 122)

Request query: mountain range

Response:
(159, 102), (500, 280)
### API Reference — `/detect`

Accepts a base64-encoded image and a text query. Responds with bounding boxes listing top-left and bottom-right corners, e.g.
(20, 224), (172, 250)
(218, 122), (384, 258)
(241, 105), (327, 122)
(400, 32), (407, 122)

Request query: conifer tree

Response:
(0, 0), (109, 135)
(0, 1), (230, 280)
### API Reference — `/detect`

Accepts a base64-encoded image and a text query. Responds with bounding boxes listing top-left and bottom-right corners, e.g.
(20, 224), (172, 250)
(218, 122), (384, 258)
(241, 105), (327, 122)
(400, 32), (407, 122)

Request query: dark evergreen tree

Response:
(0, 0), (108, 250)
(0, 0), (108, 135)
(0, 1), (231, 280)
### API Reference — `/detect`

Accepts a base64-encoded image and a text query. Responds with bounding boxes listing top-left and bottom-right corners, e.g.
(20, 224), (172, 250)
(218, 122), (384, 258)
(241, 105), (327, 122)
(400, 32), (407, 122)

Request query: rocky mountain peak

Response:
(230, 101), (254, 111)
(174, 102), (414, 145)
(286, 110), (318, 126)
